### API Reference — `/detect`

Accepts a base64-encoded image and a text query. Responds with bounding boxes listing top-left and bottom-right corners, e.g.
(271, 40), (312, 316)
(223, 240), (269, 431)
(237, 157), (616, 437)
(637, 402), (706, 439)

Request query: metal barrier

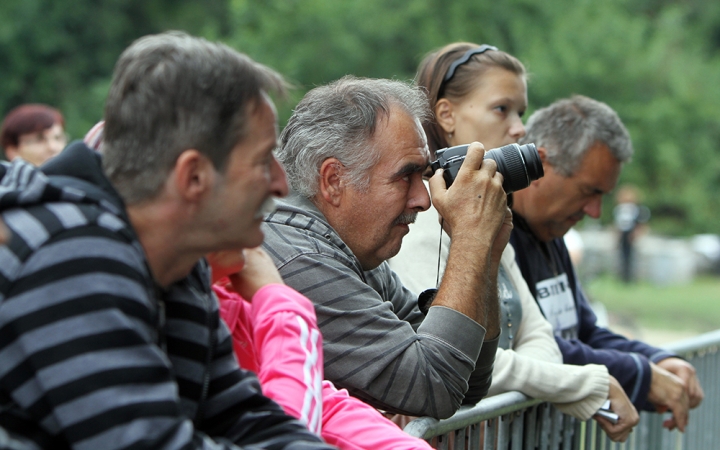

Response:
(404, 329), (720, 449)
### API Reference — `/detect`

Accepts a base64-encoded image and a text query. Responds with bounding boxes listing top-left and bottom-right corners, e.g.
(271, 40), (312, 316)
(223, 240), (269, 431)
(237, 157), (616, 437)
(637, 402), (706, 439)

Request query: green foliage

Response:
(1, 0), (719, 235)
(0, 0), (230, 140)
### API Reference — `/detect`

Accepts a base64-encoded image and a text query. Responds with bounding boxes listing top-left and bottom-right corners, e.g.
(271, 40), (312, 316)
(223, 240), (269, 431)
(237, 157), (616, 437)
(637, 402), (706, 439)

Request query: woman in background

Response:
(1, 103), (66, 165)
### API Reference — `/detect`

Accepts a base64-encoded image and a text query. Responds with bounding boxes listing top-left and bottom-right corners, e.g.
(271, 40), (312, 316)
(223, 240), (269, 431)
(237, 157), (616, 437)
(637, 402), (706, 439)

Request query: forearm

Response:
(250, 285), (324, 434)
(489, 347), (609, 419)
(324, 304), (486, 418)
(203, 335), (330, 448)
(434, 235), (497, 331)
(556, 336), (653, 410)
(463, 335), (499, 404)
(276, 254), (486, 418)
(321, 382), (433, 450)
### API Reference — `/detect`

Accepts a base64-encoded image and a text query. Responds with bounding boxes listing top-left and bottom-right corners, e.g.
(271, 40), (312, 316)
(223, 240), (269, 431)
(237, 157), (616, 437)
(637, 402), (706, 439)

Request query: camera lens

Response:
(484, 143), (544, 193)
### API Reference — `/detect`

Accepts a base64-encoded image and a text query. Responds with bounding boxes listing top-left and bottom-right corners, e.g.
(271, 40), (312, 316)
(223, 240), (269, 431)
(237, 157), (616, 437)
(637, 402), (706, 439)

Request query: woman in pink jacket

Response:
(208, 247), (432, 450)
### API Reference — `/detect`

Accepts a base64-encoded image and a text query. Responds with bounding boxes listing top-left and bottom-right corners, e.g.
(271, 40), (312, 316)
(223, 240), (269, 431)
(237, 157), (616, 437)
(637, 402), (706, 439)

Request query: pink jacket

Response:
(214, 282), (431, 450)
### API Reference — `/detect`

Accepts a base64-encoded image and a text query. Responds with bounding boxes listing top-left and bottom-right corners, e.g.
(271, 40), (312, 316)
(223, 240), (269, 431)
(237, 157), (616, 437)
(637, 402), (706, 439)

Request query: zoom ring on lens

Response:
(498, 146), (528, 193)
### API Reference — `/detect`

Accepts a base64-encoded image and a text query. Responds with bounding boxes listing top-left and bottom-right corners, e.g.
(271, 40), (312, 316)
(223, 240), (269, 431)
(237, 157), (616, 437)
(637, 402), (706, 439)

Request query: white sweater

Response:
(389, 194), (609, 420)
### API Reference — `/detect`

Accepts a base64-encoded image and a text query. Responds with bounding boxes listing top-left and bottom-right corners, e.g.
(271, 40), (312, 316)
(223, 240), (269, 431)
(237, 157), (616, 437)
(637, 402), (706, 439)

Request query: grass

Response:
(584, 275), (720, 334)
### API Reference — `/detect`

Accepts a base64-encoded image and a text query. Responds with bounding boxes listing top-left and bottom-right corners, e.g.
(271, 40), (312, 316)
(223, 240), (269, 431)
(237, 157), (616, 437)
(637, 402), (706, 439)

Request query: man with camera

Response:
(0, 32), (336, 449)
(261, 76), (511, 419)
(510, 95), (704, 431)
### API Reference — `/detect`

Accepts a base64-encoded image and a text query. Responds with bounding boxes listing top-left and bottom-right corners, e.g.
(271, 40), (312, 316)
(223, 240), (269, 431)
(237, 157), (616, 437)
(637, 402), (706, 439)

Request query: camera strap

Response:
(436, 217), (444, 287)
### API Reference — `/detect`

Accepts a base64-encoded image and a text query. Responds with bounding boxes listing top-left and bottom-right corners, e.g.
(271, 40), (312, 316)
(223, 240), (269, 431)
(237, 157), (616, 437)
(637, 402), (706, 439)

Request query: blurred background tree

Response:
(1, 0), (718, 236)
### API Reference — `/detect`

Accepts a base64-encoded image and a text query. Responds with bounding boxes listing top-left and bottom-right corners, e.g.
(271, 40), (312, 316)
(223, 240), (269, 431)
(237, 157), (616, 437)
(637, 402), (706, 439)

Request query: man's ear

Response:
(173, 149), (216, 203)
(537, 146), (548, 163)
(530, 146), (550, 188)
(434, 99), (456, 135)
(318, 158), (345, 207)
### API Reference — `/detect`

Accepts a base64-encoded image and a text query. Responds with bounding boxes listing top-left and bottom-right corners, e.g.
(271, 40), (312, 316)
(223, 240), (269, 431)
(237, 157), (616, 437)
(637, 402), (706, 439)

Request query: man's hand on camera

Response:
(429, 142), (507, 246)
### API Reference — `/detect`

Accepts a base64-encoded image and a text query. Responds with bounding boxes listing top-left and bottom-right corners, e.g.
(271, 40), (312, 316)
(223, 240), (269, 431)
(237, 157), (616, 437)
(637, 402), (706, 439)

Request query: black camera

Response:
(430, 143), (544, 194)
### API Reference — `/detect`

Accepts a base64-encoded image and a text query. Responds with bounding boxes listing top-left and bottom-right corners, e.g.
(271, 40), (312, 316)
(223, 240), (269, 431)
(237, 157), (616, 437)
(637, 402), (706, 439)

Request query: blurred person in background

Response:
(389, 42), (637, 442)
(1, 103), (67, 165)
(511, 95), (703, 432)
(613, 184), (650, 283)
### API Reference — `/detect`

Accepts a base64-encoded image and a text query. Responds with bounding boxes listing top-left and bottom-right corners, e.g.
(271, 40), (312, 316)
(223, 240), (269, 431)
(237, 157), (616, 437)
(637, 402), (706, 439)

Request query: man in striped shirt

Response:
(0, 32), (335, 450)
(262, 76), (511, 419)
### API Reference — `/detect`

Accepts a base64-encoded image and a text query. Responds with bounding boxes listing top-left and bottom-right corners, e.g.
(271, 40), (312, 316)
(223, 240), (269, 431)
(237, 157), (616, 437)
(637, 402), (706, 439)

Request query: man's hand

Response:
(427, 142), (507, 331)
(594, 376), (639, 442)
(208, 247), (284, 300)
(429, 142), (507, 246)
(657, 357), (704, 409)
(648, 361), (690, 431)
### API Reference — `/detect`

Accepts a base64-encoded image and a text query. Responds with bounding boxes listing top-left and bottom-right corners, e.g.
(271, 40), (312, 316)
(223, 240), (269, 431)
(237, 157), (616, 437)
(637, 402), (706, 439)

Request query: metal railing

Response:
(404, 329), (720, 449)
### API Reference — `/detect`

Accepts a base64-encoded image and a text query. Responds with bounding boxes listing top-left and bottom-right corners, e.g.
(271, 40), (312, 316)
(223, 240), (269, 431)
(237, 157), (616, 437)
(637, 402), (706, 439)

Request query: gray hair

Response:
(520, 95), (633, 176)
(102, 31), (287, 204)
(278, 76), (431, 198)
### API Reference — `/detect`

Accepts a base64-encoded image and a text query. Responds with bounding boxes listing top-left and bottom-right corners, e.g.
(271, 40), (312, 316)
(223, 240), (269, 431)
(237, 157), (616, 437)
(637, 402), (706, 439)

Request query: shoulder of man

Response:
(0, 155), (140, 289)
(262, 197), (360, 274)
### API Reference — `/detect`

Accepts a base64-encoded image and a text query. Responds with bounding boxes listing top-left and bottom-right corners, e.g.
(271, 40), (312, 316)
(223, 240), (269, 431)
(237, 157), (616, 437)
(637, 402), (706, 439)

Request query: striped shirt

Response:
(0, 144), (334, 450)
(262, 193), (497, 419)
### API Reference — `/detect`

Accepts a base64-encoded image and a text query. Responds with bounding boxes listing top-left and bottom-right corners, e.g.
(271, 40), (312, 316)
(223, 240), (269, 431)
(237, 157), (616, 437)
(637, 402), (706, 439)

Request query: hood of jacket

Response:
(0, 141), (126, 220)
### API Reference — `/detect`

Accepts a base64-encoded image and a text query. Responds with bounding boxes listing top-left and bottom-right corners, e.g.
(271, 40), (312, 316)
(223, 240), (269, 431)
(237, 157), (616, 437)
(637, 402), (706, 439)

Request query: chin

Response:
(385, 241), (404, 261)
(241, 228), (265, 249)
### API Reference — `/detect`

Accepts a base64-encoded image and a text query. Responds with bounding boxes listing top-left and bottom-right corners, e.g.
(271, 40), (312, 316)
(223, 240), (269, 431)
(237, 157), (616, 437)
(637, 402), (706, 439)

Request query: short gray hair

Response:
(102, 31), (287, 204)
(520, 95), (633, 176)
(278, 76), (430, 198)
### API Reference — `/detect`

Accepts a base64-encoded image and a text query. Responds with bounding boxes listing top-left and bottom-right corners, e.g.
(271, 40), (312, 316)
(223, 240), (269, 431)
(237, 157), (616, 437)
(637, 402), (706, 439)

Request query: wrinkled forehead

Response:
(372, 107), (429, 159)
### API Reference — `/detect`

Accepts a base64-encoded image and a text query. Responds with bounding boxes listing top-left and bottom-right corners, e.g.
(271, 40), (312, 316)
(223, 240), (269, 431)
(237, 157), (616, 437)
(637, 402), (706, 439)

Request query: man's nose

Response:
(583, 196), (602, 219)
(269, 156), (289, 198)
(409, 174), (431, 212)
(49, 139), (64, 155)
(509, 115), (526, 142)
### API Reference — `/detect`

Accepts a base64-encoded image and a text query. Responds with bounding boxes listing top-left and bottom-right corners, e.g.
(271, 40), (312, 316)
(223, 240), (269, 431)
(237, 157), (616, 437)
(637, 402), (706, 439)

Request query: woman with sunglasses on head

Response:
(389, 42), (638, 442)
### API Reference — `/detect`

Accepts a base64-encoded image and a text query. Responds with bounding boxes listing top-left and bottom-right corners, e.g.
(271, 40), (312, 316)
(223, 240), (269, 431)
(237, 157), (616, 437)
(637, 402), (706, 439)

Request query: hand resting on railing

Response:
(593, 375), (640, 442)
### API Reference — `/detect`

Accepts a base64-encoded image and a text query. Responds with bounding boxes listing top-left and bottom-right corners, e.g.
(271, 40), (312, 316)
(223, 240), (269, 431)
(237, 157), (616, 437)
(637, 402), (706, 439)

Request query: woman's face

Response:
(445, 67), (527, 150)
(7, 123), (66, 166)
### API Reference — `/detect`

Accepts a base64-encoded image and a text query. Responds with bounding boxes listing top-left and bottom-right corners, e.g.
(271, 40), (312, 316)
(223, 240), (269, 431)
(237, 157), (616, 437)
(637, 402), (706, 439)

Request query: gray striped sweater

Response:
(262, 193), (497, 419)
(0, 143), (335, 450)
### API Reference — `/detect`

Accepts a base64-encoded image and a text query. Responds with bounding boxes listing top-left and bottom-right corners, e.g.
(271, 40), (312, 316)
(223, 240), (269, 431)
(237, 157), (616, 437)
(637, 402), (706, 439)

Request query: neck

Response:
(511, 191), (548, 243)
(127, 202), (204, 287)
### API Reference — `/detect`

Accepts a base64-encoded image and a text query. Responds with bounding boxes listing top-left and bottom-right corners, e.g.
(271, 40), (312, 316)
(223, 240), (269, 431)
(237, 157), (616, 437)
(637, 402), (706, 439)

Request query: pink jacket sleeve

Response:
(249, 284), (325, 434)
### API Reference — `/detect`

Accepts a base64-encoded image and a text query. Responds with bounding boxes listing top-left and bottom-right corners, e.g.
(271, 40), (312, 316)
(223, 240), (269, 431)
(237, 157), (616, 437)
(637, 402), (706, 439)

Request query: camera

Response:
(430, 143), (544, 194)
